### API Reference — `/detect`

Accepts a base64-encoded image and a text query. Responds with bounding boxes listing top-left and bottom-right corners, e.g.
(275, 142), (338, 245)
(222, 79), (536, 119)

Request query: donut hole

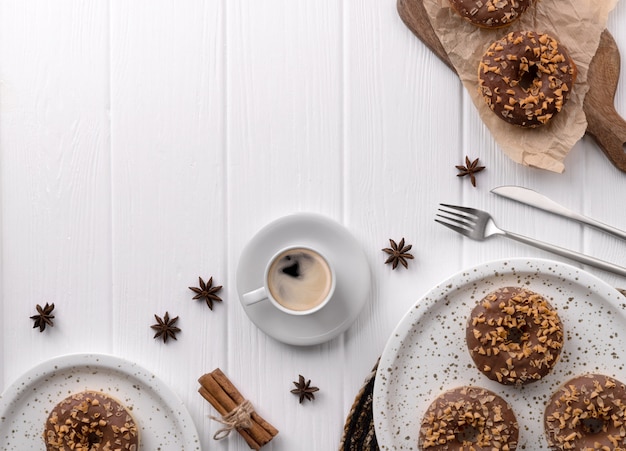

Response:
(506, 324), (529, 344)
(455, 424), (480, 443)
(519, 64), (540, 91)
(88, 432), (101, 445)
(581, 417), (605, 434)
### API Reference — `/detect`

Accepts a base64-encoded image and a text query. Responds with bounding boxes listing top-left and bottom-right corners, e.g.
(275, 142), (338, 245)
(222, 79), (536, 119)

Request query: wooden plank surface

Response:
(0, 1), (625, 450)
(0, 0), (112, 391)
(109, 0), (225, 443)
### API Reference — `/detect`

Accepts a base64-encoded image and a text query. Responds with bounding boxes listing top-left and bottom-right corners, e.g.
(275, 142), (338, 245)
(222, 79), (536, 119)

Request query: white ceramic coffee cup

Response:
(242, 245), (336, 315)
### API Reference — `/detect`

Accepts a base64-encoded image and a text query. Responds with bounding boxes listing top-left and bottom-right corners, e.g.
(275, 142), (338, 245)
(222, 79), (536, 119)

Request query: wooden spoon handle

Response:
(583, 30), (626, 173)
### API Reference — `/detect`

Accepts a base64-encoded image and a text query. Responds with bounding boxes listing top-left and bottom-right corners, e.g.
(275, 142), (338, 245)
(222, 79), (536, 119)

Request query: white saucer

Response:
(236, 212), (371, 346)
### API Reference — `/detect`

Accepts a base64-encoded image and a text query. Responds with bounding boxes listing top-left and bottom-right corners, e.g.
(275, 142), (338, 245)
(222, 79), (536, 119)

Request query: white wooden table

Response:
(1, 1), (626, 450)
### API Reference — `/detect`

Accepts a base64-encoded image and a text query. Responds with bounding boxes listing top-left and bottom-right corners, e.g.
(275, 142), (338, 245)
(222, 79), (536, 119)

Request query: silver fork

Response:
(436, 203), (626, 278)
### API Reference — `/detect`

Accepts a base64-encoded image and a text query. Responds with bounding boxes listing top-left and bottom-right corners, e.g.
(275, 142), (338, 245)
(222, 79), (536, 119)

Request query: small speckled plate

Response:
(373, 258), (626, 450)
(0, 353), (201, 450)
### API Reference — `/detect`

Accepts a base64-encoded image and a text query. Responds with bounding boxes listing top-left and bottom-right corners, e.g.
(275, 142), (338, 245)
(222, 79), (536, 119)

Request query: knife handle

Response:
(493, 186), (626, 242)
(573, 212), (626, 242)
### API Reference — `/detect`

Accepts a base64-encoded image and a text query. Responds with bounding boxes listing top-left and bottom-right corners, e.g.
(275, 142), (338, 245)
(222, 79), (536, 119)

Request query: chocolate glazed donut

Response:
(478, 31), (577, 127)
(44, 390), (139, 451)
(466, 286), (564, 385)
(545, 374), (626, 450)
(419, 386), (519, 450)
(449, 0), (533, 28)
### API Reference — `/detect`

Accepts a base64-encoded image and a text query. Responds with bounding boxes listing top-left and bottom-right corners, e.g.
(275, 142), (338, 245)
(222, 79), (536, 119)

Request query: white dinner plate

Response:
(374, 258), (626, 450)
(0, 353), (201, 450)
(236, 212), (371, 346)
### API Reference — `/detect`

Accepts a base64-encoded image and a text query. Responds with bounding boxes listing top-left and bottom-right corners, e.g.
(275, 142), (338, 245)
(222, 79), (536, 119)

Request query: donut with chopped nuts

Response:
(44, 390), (139, 451)
(466, 286), (564, 386)
(419, 386), (519, 450)
(545, 374), (626, 450)
(478, 31), (577, 127)
(449, 0), (533, 28)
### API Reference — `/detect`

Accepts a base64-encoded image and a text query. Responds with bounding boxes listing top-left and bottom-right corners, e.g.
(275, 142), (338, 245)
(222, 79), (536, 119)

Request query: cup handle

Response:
(242, 287), (268, 306)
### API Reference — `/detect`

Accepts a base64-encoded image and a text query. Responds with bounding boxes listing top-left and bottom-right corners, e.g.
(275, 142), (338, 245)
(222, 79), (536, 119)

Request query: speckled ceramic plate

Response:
(373, 258), (626, 450)
(0, 353), (201, 450)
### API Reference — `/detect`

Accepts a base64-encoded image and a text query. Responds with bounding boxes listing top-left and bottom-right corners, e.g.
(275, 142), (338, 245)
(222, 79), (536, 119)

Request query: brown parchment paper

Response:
(424, 0), (619, 172)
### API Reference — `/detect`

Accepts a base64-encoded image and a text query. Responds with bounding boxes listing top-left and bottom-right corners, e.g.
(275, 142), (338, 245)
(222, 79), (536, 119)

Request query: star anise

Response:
(290, 375), (319, 404)
(31, 303), (55, 332)
(151, 312), (181, 343)
(382, 238), (414, 270)
(456, 156), (486, 187)
(189, 276), (223, 310)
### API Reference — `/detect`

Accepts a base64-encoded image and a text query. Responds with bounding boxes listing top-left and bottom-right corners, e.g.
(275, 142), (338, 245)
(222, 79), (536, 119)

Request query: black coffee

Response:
(267, 248), (332, 312)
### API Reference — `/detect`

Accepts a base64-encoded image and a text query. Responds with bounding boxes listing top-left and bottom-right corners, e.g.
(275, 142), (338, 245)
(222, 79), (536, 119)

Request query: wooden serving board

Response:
(397, 0), (626, 173)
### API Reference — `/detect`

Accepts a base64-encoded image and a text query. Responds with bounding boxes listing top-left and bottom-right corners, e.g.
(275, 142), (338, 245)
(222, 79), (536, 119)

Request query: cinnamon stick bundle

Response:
(198, 368), (278, 450)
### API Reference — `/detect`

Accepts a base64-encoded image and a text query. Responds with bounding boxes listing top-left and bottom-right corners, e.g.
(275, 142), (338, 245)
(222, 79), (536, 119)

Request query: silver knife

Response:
(491, 185), (626, 241)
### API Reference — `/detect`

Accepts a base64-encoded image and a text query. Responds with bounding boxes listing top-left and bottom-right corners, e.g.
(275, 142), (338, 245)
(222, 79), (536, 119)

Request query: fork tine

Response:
(439, 203), (478, 216)
(435, 212), (474, 229)
(434, 218), (472, 237)
(435, 203), (483, 239)
(437, 208), (475, 222)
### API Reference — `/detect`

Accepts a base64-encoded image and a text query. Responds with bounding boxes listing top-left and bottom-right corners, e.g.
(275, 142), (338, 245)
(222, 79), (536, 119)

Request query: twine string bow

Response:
(210, 399), (254, 440)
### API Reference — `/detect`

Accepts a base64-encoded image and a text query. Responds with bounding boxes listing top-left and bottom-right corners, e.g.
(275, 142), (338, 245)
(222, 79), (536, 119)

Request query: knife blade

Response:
(491, 186), (626, 241)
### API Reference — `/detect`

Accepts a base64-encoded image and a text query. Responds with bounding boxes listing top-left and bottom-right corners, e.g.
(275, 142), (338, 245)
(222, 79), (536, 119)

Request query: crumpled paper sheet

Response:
(424, 0), (619, 172)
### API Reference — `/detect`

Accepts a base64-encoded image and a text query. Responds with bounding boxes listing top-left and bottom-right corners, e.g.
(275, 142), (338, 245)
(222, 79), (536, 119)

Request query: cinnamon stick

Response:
(198, 369), (278, 449)
(212, 368), (279, 437)
(198, 386), (260, 450)
(201, 373), (273, 445)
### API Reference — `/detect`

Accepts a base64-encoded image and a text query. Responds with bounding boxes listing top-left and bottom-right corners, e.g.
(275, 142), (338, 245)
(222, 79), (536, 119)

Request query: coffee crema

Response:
(267, 248), (332, 312)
